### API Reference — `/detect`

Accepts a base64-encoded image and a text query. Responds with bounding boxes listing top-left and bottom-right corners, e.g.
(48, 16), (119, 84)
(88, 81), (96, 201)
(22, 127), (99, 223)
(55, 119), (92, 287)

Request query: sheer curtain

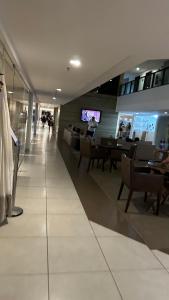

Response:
(0, 75), (14, 225)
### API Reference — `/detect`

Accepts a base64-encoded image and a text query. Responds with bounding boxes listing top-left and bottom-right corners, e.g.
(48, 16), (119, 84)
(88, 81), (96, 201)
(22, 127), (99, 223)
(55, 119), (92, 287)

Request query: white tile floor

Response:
(1, 128), (169, 299)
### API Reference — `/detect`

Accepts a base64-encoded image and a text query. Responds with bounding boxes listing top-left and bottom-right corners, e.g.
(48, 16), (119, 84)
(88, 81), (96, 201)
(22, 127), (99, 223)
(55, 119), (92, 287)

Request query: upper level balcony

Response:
(119, 66), (169, 97)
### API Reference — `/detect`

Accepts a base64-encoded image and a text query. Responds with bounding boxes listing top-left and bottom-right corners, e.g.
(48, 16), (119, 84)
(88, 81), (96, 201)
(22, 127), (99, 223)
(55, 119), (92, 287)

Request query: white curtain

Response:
(0, 76), (14, 225)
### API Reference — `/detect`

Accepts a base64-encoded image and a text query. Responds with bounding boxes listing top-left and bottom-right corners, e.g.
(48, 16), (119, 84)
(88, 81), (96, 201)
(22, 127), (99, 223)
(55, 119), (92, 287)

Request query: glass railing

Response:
(119, 66), (169, 96)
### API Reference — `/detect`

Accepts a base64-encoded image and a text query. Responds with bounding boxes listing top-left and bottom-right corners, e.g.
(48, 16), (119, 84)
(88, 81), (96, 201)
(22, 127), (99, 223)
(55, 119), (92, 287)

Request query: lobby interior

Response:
(1, 1), (169, 299)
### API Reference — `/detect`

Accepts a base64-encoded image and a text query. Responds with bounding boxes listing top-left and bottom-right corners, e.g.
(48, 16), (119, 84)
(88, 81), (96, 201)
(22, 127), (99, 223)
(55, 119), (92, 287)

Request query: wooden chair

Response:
(117, 154), (164, 215)
(78, 138), (107, 172)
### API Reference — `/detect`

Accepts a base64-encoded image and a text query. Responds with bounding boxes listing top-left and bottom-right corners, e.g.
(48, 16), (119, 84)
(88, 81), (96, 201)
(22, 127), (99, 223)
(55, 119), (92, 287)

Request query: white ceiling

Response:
(1, 0), (169, 105)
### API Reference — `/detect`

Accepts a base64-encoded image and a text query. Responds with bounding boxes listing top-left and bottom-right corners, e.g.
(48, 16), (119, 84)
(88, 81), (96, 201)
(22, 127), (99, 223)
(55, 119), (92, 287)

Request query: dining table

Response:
(147, 161), (169, 175)
(96, 143), (130, 170)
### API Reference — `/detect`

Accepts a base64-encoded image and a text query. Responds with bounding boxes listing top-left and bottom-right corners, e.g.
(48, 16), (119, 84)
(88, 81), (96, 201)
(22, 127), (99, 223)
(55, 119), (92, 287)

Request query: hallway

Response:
(0, 128), (169, 299)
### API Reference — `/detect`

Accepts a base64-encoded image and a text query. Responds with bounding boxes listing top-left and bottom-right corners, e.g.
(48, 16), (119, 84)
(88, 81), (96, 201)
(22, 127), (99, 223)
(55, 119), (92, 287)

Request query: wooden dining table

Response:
(147, 161), (169, 175)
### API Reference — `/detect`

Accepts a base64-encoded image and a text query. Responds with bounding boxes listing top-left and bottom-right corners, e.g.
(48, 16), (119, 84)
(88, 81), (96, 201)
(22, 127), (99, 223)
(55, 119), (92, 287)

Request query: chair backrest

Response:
(100, 137), (117, 147)
(80, 138), (92, 157)
(121, 154), (133, 188)
(135, 144), (156, 161)
(127, 144), (137, 159)
(110, 149), (123, 160)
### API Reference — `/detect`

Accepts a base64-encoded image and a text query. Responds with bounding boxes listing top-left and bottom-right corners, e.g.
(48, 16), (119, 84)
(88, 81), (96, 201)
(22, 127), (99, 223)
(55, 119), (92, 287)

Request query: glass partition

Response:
(0, 42), (30, 154)
(119, 66), (169, 96)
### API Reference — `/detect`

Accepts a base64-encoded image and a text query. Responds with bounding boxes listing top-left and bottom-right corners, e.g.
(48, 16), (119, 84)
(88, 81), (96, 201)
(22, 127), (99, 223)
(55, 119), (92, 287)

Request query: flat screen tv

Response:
(80, 109), (102, 123)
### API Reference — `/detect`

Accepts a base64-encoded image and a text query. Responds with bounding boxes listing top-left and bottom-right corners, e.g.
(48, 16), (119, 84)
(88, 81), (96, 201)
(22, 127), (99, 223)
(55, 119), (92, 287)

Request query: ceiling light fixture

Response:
(8, 91), (13, 94)
(52, 97), (56, 100)
(110, 79), (112, 82)
(136, 67), (140, 71)
(164, 112), (168, 114)
(70, 59), (81, 67)
(56, 88), (62, 92)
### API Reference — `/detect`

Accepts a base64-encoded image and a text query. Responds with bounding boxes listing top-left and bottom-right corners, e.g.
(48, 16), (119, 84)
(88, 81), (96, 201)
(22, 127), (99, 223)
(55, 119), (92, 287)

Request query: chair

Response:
(78, 138), (107, 172)
(109, 149), (124, 171)
(100, 137), (117, 147)
(109, 144), (137, 172)
(135, 144), (156, 161)
(127, 144), (137, 159)
(117, 154), (164, 215)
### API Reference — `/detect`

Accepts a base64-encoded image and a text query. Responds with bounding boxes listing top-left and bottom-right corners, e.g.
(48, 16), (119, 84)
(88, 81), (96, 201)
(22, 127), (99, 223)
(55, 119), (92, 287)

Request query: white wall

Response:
(116, 84), (169, 112)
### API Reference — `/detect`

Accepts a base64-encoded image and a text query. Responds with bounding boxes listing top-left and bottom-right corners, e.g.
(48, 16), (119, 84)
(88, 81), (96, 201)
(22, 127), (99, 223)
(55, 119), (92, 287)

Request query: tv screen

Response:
(81, 109), (101, 123)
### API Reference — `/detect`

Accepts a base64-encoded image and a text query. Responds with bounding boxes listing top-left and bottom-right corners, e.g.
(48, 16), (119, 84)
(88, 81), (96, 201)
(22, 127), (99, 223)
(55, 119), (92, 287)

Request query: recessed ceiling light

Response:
(70, 59), (81, 67)
(136, 67), (140, 71)
(52, 97), (56, 100)
(164, 112), (168, 114)
(110, 79), (112, 82)
(56, 88), (62, 92)
(8, 91), (13, 94)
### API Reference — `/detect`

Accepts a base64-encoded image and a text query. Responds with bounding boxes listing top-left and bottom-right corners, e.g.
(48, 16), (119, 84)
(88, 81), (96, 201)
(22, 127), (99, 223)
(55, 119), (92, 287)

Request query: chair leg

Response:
(161, 192), (168, 205)
(112, 161), (117, 170)
(78, 155), (82, 168)
(156, 193), (161, 216)
(87, 159), (92, 172)
(109, 160), (113, 172)
(102, 159), (105, 172)
(125, 190), (133, 213)
(92, 159), (95, 168)
(144, 192), (147, 203)
(117, 182), (124, 200)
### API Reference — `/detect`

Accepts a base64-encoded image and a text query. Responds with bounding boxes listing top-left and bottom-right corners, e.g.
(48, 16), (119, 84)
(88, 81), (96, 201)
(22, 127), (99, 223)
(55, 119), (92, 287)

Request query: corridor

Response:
(0, 128), (169, 299)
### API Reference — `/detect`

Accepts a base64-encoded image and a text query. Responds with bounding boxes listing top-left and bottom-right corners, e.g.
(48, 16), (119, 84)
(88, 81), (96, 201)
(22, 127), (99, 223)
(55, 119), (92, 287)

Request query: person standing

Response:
(87, 116), (98, 137)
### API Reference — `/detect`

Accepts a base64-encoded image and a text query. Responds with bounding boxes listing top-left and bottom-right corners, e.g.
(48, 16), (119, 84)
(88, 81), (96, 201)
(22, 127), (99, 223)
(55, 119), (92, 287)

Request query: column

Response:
(53, 107), (58, 132)
(33, 102), (39, 136)
(25, 92), (33, 152)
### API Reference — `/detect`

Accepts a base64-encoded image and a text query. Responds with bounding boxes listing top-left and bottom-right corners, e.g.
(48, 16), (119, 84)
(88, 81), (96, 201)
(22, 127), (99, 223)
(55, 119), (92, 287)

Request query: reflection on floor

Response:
(0, 128), (169, 299)
(59, 141), (169, 254)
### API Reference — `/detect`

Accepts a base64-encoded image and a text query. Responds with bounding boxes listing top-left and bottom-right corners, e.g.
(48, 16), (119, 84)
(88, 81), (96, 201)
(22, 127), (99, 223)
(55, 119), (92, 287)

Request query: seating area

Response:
(63, 129), (169, 216)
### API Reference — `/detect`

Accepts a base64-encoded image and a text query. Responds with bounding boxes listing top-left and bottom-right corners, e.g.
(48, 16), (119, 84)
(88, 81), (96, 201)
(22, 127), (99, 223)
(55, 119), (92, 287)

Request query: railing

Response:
(119, 66), (169, 96)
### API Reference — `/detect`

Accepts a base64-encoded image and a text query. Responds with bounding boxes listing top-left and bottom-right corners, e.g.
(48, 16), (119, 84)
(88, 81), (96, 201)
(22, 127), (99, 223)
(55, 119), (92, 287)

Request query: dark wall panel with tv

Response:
(58, 93), (117, 140)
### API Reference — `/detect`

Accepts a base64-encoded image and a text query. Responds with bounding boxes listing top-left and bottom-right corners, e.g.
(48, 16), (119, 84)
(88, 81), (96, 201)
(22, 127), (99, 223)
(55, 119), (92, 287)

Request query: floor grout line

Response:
(45, 149), (50, 300)
(88, 220), (124, 300)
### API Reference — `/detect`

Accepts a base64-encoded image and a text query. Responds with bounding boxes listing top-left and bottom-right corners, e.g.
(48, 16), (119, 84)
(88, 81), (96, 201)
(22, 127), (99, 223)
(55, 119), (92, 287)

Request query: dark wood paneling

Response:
(58, 93), (118, 139)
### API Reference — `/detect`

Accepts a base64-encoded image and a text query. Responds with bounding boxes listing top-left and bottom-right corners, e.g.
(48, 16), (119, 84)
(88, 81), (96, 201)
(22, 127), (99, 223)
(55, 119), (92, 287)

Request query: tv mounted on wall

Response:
(80, 109), (102, 123)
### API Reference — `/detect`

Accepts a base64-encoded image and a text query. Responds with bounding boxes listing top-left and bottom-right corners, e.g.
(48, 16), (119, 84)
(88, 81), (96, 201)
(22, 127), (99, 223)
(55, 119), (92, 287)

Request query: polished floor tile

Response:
(17, 176), (46, 187)
(47, 187), (79, 200)
(47, 214), (93, 237)
(46, 177), (74, 188)
(16, 187), (46, 198)
(113, 269), (169, 300)
(0, 275), (48, 300)
(50, 272), (121, 300)
(0, 238), (47, 274)
(153, 250), (169, 269)
(48, 237), (108, 273)
(47, 197), (85, 214)
(16, 197), (46, 214)
(91, 221), (121, 237)
(0, 214), (46, 237)
(98, 236), (162, 271)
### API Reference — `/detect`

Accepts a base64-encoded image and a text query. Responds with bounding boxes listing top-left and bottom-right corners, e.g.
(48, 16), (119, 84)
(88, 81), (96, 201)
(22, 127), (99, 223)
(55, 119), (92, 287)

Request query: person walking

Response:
(41, 115), (46, 128)
(47, 116), (54, 132)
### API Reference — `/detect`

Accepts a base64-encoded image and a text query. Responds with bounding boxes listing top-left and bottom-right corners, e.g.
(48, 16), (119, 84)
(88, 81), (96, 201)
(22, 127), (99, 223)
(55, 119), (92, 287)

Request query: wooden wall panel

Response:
(58, 93), (118, 139)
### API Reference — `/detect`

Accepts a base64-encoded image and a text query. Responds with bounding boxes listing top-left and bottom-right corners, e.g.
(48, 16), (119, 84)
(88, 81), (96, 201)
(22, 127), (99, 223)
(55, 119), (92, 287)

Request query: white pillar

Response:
(25, 92), (33, 152)
(33, 102), (39, 136)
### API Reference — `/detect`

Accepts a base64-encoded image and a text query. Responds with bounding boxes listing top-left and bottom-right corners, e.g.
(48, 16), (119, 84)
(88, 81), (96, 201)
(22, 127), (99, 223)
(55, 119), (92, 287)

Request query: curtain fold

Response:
(0, 76), (14, 225)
